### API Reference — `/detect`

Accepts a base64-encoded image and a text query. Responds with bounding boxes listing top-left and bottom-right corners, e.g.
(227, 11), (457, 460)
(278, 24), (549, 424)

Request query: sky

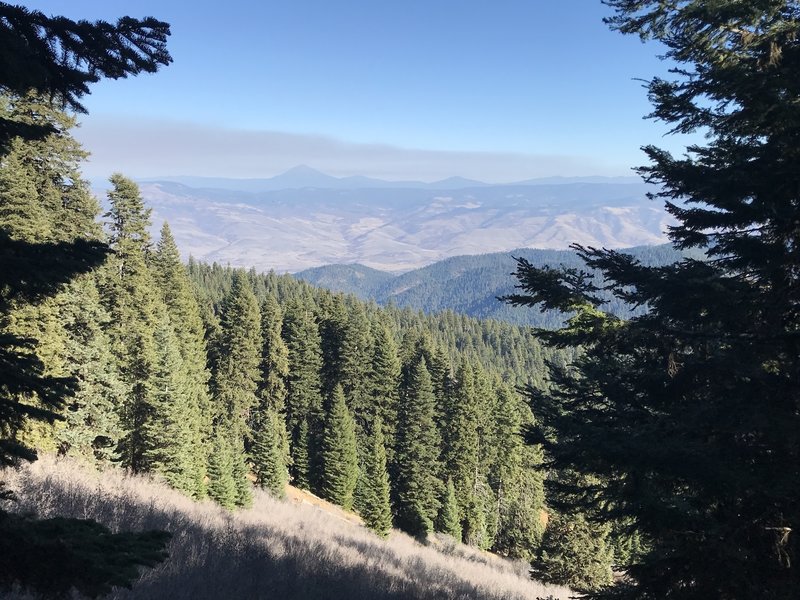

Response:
(28, 1), (689, 182)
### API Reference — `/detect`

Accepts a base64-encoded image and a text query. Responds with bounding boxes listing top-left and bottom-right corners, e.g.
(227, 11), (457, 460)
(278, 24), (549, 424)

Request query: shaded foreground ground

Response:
(2, 456), (570, 599)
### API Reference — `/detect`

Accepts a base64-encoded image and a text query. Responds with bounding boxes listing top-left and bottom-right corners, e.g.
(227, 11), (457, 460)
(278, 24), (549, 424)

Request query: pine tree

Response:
(437, 478), (462, 540)
(140, 313), (198, 495)
(206, 431), (237, 511)
(252, 407), (288, 498)
(504, 2), (800, 596)
(358, 416), (392, 538)
(367, 324), (401, 464)
(151, 222), (210, 497)
(0, 93), (108, 463)
(54, 275), (125, 465)
(489, 384), (544, 559)
(440, 359), (480, 543)
(102, 174), (161, 474)
(231, 437), (252, 508)
(252, 294), (290, 493)
(292, 418), (311, 491)
(338, 301), (374, 427)
(319, 385), (359, 511)
(210, 270), (260, 507)
(318, 293), (349, 396)
(0, 13), (173, 593)
(281, 299), (323, 488)
(531, 513), (614, 592)
(0, 5), (171, 149)
(394, 357), (441, 537)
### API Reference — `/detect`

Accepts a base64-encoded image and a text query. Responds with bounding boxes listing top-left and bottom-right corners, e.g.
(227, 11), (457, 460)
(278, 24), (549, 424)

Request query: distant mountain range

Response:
(295, 245), (690, 327)
(138, 165), (641, 193)
(131, 167), (672, 274)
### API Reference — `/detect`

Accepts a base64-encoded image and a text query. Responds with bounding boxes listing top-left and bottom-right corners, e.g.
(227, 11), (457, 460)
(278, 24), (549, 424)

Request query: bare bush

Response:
(1, 456), (571, 600)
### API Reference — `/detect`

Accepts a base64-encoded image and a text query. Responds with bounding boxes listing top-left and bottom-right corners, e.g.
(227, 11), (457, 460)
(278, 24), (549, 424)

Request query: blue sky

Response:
(28, 1), (687, 181)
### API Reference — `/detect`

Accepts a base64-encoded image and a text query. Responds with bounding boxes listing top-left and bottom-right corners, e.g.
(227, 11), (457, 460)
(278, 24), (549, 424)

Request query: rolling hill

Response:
(129, 169), (673, 274)
(296, 244), (688, 327)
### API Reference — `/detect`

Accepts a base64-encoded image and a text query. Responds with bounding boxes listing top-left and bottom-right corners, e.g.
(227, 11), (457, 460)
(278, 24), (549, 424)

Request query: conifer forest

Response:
(2, 1), (800, 599)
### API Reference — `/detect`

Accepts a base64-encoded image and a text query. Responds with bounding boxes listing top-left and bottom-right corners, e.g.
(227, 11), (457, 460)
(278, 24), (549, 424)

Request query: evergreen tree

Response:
(102, 174), (161, 474)
(440, 359), (480, 543)
(281, 299), (323, 487)
(489, 384), (545, 559)
(206, 431), (237, 511)
(140, 313), (199, 495)
(358, 416), (392, 538)
(252, 294), (290, 490)
(504, 2), (800, 596)
(0, 10), (173, 593)
(319, 385), (359, 511)
(292, 418), (311, 491)
(54, 275), (125, 465)
(394, 357), (441, 537)
(338, 300), (374, 427)
(0, 4), (171, 147)
(252, 407), (288, 498)
(318, 293), (349, 396)
(0, 93), (109, 464)
(231, 437), (252, 508)
(367, 324), (401, 462)
(436, 478), (462, 540)
(210, 270), (260, 506)
(531, 512), (614, 592)
(151, 222), (210, 497)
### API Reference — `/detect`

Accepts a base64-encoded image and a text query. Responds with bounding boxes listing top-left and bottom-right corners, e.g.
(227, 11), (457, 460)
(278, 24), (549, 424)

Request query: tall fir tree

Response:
(151, 222), (210, 498)
(54, 274), (125, 465)
(440, 359), (480, 543)
(437, 478), (462, 540)
(394, 357), (442, 537)
(102, 174), (161, 474)
(503, 1), (800, 596)
(358, 416), (393, 538)
(211, 270), (261, 507)
(281, 299), (323, 488)
(140, 313), (199, 495)
(0, 15), (174, 594)
(252, 294), (290, 493)
(489, 384), (544, 559)
(319, 385), (359, 511)
(366, 324), (401, 464)
(0, 93), (107, 461)
(206, 430), (237, 511)
(252, 406), (288, 498)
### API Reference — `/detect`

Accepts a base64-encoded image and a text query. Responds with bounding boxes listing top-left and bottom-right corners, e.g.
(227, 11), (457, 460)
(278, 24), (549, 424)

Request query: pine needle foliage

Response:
(358, 417), (393, 537)
(320, 385), (359, 511)
(394, 358), (441, 537)
(504, 1), (800, 596)
(437, 478), (462, 540)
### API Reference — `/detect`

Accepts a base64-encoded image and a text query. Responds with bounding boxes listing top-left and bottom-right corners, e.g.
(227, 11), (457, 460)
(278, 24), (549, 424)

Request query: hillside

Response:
(295, 244), (689, 327)
(133, 177), (672, 273)
(2, 457), (571, 600)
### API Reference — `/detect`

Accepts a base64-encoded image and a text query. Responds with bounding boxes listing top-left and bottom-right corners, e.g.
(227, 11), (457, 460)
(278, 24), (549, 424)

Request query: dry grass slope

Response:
(2, 456), (571, 600)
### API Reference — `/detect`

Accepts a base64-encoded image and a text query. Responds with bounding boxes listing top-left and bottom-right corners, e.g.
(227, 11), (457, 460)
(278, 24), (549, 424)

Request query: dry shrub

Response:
(1, 456), (572, 600)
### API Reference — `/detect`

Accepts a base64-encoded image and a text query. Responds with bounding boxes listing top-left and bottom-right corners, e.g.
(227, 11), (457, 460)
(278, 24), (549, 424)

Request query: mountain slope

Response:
(296, 244), (688, 327)
(136, 179), (672, 273)
(3, 456), (571, 600)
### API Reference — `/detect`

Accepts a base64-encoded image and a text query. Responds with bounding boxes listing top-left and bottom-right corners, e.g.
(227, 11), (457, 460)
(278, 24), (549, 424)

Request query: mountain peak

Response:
(268, 165), (340, 188)
(280, 164), (327, 176)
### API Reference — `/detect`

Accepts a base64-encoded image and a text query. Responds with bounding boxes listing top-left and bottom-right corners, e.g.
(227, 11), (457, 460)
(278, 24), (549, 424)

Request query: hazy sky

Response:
(28, 1), (689, 182)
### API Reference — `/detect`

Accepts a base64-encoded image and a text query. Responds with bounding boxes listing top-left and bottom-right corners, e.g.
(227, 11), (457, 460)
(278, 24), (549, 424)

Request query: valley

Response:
(134, 169), (672, 274)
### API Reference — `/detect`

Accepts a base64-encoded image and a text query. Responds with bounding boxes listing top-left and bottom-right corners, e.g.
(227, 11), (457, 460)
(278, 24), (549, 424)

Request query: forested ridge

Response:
(4, 1), (799, 598)
(295, 244), (695, 327)
(0, 91), (583, 567)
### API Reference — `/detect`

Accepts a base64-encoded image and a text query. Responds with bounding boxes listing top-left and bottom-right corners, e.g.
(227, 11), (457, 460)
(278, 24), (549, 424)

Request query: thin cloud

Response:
(74, 115), (631, 182)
